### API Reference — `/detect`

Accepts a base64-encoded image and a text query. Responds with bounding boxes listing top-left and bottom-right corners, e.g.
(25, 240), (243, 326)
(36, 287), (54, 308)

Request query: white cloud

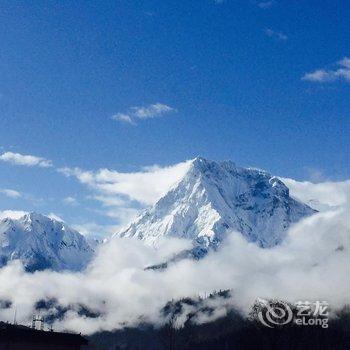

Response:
(59, 160), (191, 206)
(103, 207), (139, 225)
(111, 113), (136, 125)
(0, 210), (27, 220)
(111, 103), (175, 125)
(90, 195), (127, 207)
(0, 152), (53, 168)
(63, 196), (78, 206)
(57, 161), (191, 237)
(131, 103), (174, 119)
(0, 188), (21, 199)
(302, 57), (350, 83)
(71, 222), (120, 239)
(58, 167), (94, 183)
(282, 177), (350, 211)
(264, 28), (288, 41)
(302, 69), (336, 83)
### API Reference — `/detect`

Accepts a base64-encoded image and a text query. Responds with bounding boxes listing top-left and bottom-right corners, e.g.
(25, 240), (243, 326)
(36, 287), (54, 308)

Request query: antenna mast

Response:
(13, 305), (17, 325)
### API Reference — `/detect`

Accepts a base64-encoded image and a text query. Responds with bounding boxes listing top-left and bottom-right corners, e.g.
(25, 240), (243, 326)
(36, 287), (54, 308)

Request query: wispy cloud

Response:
(58, 160), (191, 206)
(0, 151), (53, 168)
(63, 196), (78, 206)
(57, 161), (191, 235)
(111, 113), (136, 125)
(302, 57), (350, 83)
(72, 222), (120, 239)
(258, 1), (274, 9)
(264, 28), (288, 41)
(131, 103), (174, 119)
(111, 103), (176, 125)
(0, 188), (21, 199)
(302, 69), (336, 83)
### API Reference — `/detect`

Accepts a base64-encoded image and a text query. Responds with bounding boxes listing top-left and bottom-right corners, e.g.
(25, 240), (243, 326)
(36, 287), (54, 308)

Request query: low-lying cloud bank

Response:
(282, 177), (350, 211)
(0, 178), (349, 334)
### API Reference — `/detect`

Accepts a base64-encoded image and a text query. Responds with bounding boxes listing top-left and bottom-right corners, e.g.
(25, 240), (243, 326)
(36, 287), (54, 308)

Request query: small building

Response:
(0, 322), (88, 350)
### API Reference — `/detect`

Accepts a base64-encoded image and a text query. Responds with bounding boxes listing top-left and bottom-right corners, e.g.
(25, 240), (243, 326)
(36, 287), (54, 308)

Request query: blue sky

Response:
(0, 0), (349, 236)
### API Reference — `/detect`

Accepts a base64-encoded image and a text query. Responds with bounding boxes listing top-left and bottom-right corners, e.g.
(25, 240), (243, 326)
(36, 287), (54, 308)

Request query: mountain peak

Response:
(21, 211), (48, 223)
(0, 212), (93, 272)
(190, 157), (236, 173)
(118, 158), (316, 250)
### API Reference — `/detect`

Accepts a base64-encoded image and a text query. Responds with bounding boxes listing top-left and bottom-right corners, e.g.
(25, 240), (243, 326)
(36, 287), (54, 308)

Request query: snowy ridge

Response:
(118, 157), (316, 251)
(0, 212), (94, 271)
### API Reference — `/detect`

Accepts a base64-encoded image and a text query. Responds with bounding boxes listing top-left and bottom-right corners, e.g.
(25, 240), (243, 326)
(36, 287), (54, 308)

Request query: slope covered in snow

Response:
(0, 212), (94, 272)
(118, 157), (316, 252)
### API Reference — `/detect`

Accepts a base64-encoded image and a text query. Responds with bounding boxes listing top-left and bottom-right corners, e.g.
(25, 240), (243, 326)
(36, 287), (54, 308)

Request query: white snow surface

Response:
(0, 212), (94, 271)
(117, 157), (316, 249)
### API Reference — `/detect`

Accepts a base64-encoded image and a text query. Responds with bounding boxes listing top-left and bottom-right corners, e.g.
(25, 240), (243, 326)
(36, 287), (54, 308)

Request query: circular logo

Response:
(257, 300), (293, 328)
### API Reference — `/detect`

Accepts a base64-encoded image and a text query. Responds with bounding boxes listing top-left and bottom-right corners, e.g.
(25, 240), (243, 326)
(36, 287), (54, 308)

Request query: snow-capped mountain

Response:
(0, 212), (94, 272)
(118, 157), (316, 252)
